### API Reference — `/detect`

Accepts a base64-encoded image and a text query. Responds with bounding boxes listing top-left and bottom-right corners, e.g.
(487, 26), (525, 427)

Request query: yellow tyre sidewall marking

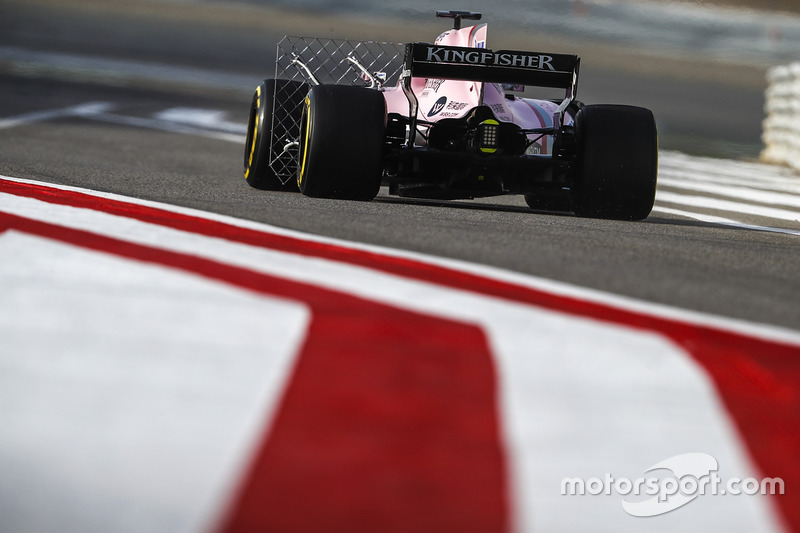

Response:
(298, 95), (312, 186)
(244, 85), (261, 180)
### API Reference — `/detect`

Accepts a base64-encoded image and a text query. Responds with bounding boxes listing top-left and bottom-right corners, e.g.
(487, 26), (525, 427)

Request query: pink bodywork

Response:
(381, 24), (570, 155)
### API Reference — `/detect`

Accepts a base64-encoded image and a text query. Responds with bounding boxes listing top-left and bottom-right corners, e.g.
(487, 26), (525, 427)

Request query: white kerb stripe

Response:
(0, 232), (309, 533)
(0, 191), (786, 531)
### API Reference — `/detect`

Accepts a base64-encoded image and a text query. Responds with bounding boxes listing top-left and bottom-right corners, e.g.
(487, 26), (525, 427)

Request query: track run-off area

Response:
(1, 169), (799, 532)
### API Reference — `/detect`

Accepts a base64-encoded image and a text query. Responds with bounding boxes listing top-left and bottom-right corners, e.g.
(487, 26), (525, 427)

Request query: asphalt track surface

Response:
(1, 0), (798, 333)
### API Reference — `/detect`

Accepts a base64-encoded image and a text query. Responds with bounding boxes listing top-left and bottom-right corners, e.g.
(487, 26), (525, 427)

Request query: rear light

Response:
(479, 119), (499, 154)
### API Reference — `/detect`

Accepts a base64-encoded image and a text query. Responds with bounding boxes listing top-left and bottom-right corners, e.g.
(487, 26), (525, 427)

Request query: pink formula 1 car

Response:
(244, 10), (658, 220)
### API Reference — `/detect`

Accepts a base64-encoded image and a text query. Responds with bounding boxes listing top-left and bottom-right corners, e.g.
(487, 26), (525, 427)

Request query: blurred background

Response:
(2, 0), (799, 158)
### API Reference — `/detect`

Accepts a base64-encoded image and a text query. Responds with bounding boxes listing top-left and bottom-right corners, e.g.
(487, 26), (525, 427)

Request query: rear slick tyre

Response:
(297, 85), (386, 200)
(244, 78), (307, 190)
(571, 104), (658, 221)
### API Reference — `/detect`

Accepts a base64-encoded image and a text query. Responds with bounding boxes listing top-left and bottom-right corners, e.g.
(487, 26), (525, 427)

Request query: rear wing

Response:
(401, 42), (580, 146)
(404, 42), (579, 88)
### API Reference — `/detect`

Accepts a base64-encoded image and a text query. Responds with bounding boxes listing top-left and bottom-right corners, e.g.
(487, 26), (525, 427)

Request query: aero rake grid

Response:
(268, 37), (405, 181)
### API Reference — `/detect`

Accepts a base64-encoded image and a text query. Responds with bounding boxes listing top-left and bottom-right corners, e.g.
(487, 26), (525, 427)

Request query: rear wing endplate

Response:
(401, 42), (580, 146)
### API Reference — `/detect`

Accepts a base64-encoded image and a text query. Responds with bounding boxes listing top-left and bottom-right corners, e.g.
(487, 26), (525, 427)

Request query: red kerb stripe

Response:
(0, 210), (509, 533)
(3, 178), (799, 531)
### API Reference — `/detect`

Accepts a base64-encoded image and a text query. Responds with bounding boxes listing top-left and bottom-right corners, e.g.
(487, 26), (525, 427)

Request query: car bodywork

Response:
(244, 10), (658, 220)
(382, 15), (580, 200)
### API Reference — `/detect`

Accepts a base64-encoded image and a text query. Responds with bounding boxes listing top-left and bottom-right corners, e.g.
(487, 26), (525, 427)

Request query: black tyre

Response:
(244, 78), (308, 190)
(297, 85), (386, 200)
(571, 105), (658, 220)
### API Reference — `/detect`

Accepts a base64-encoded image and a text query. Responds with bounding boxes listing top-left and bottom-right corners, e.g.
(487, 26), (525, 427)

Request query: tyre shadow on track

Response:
(375, 196), (795, 235)
(374, 195), (561, 216)
(377, 194), (687, 222)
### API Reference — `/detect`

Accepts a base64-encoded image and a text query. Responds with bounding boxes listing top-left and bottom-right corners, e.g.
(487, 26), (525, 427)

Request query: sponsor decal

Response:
(434, 30), (452, 44)
(427, 96), (447, 117)
(424, 78), (446, 93)
(446, 101), (469, 112)
(489, 103), (511, 122)
(422, 46), (557, 71)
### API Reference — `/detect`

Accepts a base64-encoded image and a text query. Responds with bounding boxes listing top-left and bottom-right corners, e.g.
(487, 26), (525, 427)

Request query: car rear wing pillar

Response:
(401, 42), (580, 147)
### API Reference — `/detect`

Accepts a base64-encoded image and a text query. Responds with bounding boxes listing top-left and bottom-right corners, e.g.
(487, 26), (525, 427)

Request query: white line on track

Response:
(657, 176), (800, 209)
(0, 102), (114, 130)
(0, 46), (256, 94)
(88, 110), (245, 144)
(659, 154), (800, 190)
(0, 101), (245, 142)
(659, 167), (800, 195)
(651, 205), (800, 236)
(153, 108), (246, 135)
(656, 190), (800, 223)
